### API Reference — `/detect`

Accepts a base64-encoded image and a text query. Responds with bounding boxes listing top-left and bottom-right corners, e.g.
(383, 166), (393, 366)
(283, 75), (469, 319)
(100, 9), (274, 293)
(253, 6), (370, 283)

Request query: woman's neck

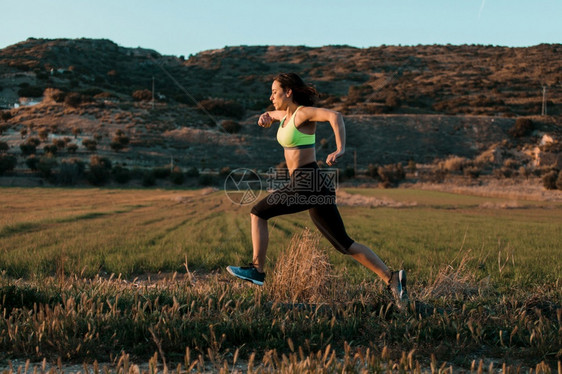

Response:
(285, 103), (299, 118)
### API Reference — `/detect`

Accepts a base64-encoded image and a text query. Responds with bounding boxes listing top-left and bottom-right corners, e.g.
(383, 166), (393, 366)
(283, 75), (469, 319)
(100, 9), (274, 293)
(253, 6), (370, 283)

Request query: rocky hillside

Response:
(1, 38), (561, 115)
(0, 38), (561, 189)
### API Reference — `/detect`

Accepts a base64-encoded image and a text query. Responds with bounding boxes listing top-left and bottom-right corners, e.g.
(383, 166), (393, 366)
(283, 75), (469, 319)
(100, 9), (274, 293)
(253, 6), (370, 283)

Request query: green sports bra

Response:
(276, 106), (316, 149)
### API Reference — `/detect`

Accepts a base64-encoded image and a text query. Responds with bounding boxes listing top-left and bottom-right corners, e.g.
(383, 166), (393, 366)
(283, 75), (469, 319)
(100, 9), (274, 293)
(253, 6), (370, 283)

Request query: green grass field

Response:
(1, 187), (560, 287)
(0, 187), (561, 371)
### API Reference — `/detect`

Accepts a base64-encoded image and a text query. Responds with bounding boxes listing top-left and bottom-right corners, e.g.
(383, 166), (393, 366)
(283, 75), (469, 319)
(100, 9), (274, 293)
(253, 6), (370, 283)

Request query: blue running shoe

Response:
(226, 263), (265, 286)
(388, 270), (409, 310)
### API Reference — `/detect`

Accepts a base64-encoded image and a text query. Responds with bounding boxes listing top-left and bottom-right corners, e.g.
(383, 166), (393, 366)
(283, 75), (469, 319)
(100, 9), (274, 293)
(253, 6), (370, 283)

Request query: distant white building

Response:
(18, 97), (43, 107)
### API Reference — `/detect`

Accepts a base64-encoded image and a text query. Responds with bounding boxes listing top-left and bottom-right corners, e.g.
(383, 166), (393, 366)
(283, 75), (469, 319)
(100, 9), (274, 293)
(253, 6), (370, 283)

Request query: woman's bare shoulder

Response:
(299, 106), (339, 122)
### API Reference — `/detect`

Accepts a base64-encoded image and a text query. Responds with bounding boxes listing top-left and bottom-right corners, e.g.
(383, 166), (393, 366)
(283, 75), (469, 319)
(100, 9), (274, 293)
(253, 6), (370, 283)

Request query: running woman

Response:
(227, 73), (408, 309)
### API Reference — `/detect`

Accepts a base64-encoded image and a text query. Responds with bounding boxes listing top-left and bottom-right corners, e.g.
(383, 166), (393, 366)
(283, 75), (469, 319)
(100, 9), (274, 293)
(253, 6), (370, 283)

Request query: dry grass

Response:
(2, 343), (558, 374)
(439, 156), (469, 172)
(478, 201), (522, 209)
(0, 261), (560, 371)
(0, 188), (560, 369)
(336, 189), (417, 208)
(419, 249), (486, 300)
(414, 176), (562, 202)
(267, 229), (338, 304)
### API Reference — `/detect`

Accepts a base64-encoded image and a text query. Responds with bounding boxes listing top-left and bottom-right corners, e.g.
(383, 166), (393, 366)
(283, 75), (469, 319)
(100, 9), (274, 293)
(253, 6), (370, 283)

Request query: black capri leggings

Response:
(251, 162), (354, 254)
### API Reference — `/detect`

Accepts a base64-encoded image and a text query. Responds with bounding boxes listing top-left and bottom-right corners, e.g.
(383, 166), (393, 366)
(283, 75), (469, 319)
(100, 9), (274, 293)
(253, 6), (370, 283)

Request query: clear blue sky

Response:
(1, 0), (560, 57)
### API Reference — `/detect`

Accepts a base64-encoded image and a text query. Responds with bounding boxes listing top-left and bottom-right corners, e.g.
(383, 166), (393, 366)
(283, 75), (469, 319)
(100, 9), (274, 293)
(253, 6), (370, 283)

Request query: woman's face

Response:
(270, 80), (291, 110)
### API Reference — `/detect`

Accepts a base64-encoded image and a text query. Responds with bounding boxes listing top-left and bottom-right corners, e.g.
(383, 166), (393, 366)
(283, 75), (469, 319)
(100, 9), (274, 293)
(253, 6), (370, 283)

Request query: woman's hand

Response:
(258, 112), (273, 128)
(326, 149), (345, 166)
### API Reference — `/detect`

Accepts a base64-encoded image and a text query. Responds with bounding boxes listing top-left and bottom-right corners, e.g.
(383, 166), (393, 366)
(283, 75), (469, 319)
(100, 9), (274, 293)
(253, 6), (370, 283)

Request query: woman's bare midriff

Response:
(284, 148), (316, 174)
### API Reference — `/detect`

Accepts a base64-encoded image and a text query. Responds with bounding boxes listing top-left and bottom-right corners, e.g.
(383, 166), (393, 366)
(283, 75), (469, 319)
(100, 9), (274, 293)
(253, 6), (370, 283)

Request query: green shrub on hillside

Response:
(152, 166), (171, 179)
(494, 167), (513, 178)
(170, 167), (185, 185)
(0, 141), (8, 152)
(185, 167), (200, 178)
(53, 139), (67, 149)
(509, 118), (534, 137)
(87, 156), (112, 186)
(542, 170), (558, 190)
(0, 154), (17, 175)
(43, 144), (58, 155)
(556, 171), (562, 190)
(343, 166), (355, 179)
(66, 144), (78, 154)
(1, 111), (13, 121)
(130, 167), (144, 180)
(58, 158), (85, 185)
(221, 120), (241, 134)
(110, 140), (124, 151)
(366, 163), (379, 179)
(82, 139), (97, 151)
(25, 155), (39, 171)
(142, 170), (156, 186)
(377, 163), (405, 185)
(120, 136), (130, 146)
(112, 165), (131, 184)
(199, 99), (245, 119)
(219, 166), (231, 177)
(20, 142), (37, 156)
(132, 89), (152, 102)
(198, 174), (216, 186)
(0, 124), (9, 135)
(110, 133), (130, 151)
(464, 166), (481, 179)
(28, 137), (41, 147)
(37, 155), (58, 179)
(64, 92), (83, 108)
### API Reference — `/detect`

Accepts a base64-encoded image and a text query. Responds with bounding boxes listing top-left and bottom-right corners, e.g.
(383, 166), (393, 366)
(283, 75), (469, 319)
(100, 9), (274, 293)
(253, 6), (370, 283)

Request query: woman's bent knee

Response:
(250, 212), (264, 221)
(250, 206), (269, 221)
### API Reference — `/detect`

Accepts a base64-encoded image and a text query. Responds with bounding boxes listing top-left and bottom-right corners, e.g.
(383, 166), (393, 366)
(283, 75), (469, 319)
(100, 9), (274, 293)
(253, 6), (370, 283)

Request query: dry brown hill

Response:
(1, 38), (561, 115)
(0, 38), (561, 190)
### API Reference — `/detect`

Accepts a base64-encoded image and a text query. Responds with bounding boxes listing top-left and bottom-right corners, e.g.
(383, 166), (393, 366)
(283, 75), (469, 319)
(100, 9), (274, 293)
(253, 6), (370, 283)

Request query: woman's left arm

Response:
(301, 107), (346, 166)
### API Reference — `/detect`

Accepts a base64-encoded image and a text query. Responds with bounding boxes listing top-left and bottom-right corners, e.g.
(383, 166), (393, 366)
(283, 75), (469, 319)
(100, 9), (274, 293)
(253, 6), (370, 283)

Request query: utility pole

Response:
(152, 76), (155, 110)
(541, 86), (547, 116)
(353, 149), (357, 176)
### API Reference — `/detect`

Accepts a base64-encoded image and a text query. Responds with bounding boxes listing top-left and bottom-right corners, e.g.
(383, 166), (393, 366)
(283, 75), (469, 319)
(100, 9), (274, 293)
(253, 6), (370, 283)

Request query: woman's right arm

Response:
(258, 111), (284, 128)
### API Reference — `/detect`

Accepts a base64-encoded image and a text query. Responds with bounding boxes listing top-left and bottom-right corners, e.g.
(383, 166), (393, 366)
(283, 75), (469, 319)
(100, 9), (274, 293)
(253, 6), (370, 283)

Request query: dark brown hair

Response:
(274, 73), (318, 106)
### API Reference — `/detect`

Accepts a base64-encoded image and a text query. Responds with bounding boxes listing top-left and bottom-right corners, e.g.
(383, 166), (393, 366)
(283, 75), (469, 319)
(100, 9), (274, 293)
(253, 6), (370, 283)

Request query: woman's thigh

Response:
(308, 203), (354, 254)
(251, 188), (315, 220)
